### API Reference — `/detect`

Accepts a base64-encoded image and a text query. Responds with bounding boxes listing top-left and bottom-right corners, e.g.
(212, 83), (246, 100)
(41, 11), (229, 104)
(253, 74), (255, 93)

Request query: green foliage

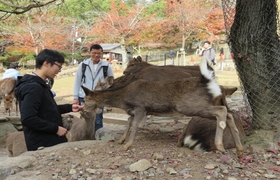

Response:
(145, 0), (166, 17)
(61, 52), (83, 65)
(18, 52), (36, 64)
(59, 0), (111, 20)
(0, 56), (7, 63)
(123, 0), (138, 6)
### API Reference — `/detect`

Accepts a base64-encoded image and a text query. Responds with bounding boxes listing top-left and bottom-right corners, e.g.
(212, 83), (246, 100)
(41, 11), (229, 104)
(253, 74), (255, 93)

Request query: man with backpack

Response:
(73, 44), (114, 132)
(199, 41), (216, 65)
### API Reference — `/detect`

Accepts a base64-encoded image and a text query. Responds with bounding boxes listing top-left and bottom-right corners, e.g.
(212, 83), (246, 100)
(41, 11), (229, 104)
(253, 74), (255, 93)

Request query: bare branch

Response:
(0, 0), (62, 15)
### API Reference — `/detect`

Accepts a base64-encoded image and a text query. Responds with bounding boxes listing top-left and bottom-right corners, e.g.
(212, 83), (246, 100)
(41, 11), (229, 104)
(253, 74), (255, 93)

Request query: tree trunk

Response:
(229, 0), (280, 129)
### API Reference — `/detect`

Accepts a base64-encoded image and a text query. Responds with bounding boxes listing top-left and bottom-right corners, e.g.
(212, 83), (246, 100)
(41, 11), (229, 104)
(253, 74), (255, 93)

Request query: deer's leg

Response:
(226, 113), (244, 158)
(177, 123), (189, 147)
(214, 106), (227, 153)
(123, 108), (146, 150)
(119, 116), (133, 144)
(138, 115), (147, 128)
(15, 100), (19, 116)
(148, 115), (154, 123)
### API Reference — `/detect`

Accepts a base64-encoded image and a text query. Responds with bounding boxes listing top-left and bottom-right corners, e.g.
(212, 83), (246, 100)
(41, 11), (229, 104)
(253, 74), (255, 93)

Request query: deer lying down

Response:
(176, 85), (245, 151)
(178, 111), (246, 152)
(6, 114), (74, 157)
(82, 57), (244, 157)
(176, 85), (246, 152)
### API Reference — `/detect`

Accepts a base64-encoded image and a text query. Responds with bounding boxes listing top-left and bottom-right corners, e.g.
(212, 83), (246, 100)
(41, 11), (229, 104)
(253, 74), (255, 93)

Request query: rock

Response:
(129, 159), (152, 172)
(6, 116), (22, 125)
(0, 122), (18, 147)
(264, 174), (277, 179)
(95, 127), (123, 141)
(228, 177), (237, 180)
(205, 163), (216, 170)
(152, 153), (164, 160)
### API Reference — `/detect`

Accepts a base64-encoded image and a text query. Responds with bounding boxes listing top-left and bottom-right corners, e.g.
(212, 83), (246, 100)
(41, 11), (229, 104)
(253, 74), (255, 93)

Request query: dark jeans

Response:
(79, 97), (103, 132)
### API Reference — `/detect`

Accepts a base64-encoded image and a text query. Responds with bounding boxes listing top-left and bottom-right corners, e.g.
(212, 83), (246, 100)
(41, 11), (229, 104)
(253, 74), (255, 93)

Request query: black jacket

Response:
(15, 74), (72, 151)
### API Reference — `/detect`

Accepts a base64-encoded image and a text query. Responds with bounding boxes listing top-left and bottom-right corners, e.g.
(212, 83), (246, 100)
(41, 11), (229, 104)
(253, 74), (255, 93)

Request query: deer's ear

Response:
(220, 86), (238, 96)
(136, 56), (142, 63)
(81, 86), (93, 96)
(106, 76), (114, 86)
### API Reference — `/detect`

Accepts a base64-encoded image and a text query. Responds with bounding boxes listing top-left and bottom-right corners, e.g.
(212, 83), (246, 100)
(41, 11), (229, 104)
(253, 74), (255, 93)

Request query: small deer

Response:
(6, 114), (74, 157)
(0, 78), (18, 116)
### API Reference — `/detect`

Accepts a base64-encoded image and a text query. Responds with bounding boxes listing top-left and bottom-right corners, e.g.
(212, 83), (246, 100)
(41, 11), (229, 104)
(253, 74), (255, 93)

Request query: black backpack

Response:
(81, 63), (108, 83)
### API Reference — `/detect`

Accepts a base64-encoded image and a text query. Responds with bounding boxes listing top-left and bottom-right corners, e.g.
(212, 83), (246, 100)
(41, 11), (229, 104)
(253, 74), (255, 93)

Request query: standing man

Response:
(2, 62), (20, 79)
(73, 44), (114, 132)
(169, 50), (175, 60)
(199, 41), (216, 65)
(15, 49), (83, 151)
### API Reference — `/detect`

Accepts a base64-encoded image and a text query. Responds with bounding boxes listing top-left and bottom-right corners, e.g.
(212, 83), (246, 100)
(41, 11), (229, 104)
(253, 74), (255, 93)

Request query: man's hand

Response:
(57, 126), (67, 136)
(72, 104), (83, 112)
(73, 99), (79, 105)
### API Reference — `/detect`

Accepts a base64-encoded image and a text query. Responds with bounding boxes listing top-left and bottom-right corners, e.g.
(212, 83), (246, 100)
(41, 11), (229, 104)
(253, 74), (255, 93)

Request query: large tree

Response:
(225, 0), (280, 129)
(91, 0), (154, 68)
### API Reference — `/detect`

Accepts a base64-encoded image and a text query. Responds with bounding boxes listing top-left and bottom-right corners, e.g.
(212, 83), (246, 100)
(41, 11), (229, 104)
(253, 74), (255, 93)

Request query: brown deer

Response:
(6, 114), (74, 157)
(177, 87), (246, 152)
(66, 105), (101, 142)
(123, 56), (200, 76)
(0, 78), (18, 116)
(82, 57), (244, 157)
(178, 112), (246, 152)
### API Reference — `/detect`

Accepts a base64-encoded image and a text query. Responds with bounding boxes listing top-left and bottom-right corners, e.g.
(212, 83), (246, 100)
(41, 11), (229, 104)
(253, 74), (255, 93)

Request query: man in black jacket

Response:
(15, 49), (82, 151)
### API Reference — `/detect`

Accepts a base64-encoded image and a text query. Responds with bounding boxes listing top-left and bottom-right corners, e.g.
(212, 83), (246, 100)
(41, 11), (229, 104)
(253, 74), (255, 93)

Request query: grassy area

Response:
(52, 71), (124, 104)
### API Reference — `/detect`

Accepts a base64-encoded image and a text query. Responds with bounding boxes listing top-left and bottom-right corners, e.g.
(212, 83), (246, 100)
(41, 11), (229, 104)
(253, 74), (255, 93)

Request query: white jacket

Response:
(2, 68), (19, 79)
(73, 58), (114, 99)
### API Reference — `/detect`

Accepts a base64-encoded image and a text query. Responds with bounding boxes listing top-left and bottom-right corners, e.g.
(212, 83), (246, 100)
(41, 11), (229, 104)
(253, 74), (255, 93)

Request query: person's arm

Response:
(20, 84), (58, 134)
(198, 48), (204, 56)
(73, 63), (83, 104)
(15, 70), (20, 78)
(107, 63), (114, 78)
(210, 48), (216, 60)
(58, 104), (83, 114)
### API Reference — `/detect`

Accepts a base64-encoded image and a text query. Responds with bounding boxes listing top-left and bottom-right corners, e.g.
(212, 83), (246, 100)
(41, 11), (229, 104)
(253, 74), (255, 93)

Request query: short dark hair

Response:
(35, 49), (65, 69)
(204, 41), (211, 45)
(89, 44), (103, 52)
(9, 62), (19, 69)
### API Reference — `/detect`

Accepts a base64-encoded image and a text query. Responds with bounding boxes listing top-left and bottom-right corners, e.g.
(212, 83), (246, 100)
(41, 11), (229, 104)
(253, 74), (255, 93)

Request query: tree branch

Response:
(0, 0), (61, 15)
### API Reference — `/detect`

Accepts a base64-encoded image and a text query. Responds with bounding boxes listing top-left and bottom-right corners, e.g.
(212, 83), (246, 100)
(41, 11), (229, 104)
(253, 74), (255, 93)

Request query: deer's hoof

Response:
(118, 137), (125, 144)
(236, 149), (244, 158)
(216, 144), (225, 153)
(123, 144), (130, 151)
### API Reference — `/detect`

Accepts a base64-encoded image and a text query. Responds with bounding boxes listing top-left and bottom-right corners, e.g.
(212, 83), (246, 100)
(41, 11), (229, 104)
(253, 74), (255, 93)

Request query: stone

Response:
(129, 159), (152, 172)
(0, 122), (18, 147)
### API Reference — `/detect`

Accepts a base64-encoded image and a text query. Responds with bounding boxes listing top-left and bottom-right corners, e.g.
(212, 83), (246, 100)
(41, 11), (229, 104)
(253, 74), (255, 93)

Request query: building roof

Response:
(100, 43), (122, 54)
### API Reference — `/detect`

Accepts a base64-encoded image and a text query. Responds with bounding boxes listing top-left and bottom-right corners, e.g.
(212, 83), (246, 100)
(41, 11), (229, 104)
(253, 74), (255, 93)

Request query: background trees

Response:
(0, 0), (222, 66)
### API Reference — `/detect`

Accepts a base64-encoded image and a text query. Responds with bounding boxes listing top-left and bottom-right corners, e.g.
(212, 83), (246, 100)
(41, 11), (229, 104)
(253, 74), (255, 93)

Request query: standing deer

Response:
(82, 57), (244, 157)
(0, 78), (18, 116)
(123, 56), (200, 76)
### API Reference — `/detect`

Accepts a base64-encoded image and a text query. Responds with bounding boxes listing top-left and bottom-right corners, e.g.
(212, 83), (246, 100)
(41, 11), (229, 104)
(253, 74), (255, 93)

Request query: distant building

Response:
(101, 44), (123, 62)
(81, 43), (132, 64)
